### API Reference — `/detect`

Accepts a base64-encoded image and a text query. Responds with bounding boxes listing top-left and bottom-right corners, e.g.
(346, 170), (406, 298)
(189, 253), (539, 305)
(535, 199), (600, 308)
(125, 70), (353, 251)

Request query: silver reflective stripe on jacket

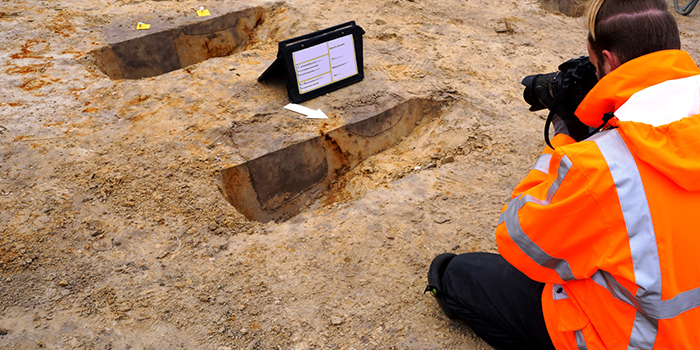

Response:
(498, 155), (576, 281)
(591, 130), (660, 349)
(575, 330), (588, 350)
(552, 284), (569, 300)
(499, 129), (700, 349)
(533, 153), (552, 174)
(591, 270), (700, 319)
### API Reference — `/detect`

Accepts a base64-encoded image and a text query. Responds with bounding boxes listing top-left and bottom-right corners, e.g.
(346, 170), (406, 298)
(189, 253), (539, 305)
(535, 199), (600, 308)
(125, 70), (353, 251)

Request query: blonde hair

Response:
(585, 0), (606, 40)
(585, 0), (680, 65)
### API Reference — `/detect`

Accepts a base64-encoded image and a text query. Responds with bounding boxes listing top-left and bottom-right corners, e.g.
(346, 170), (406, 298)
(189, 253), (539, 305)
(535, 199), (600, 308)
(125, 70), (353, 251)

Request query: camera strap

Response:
(544, 111), (556, 149)
(582, 112), (616, 139)
(545, 111), (615, 149)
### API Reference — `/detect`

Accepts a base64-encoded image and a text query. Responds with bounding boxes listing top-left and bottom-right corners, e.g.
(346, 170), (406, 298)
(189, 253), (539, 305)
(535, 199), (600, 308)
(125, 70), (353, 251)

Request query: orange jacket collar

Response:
(576, 50), (700, 127)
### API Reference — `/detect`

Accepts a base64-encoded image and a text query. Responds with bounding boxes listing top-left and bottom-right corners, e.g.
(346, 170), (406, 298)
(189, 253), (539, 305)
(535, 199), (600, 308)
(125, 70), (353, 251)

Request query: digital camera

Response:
(521, 56), (598, 115)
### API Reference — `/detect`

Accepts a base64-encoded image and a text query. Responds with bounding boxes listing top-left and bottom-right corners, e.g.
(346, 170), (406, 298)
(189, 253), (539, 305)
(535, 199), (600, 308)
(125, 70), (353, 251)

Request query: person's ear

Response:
(601, 50), (621, 73)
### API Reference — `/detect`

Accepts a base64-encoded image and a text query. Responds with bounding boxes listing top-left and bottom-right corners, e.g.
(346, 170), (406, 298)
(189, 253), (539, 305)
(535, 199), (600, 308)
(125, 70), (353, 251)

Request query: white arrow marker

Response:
(284, 103), (328, 119)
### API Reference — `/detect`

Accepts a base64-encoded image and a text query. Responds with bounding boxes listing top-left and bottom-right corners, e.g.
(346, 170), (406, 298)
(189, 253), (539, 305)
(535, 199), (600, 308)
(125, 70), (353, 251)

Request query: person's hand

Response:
(535, 86), (592, 141)
(551, 114), (570, 136)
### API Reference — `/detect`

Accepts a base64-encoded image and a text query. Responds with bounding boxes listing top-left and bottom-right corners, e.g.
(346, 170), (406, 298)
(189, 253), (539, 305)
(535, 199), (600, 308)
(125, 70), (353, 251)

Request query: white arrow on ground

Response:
(284, 103), (328, 119)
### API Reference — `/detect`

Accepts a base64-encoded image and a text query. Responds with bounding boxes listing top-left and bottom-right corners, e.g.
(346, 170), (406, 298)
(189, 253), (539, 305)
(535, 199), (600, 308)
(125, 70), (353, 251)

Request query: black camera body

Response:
(521, 56), (599, 146)
(522, 56), (598, 114)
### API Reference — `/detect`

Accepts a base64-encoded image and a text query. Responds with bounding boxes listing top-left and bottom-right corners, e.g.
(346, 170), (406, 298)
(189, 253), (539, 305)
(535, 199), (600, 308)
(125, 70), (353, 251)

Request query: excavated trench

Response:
(82, 5), (448, 223)
(218, 98), (446, 223)
(88, 6), (266, 79)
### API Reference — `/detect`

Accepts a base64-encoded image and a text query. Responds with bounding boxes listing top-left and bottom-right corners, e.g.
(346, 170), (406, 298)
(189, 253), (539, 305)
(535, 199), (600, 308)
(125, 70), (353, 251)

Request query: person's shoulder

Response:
(556, 131), (613, 159)
(554, 131), (621, 174)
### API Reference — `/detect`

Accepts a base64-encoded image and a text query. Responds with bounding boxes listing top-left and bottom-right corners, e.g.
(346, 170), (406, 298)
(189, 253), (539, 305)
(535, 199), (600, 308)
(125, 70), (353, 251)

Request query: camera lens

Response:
(521, 73), (555, 112)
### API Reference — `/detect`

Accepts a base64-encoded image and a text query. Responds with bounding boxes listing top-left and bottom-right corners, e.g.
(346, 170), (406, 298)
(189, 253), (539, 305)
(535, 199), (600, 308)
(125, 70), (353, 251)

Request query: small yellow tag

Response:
(197, 9), (210, 17)
(136, 22), (151, 30)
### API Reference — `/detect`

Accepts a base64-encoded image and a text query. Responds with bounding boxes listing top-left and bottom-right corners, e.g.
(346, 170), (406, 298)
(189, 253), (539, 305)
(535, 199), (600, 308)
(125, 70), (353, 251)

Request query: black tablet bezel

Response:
(279, 21), (365, 103)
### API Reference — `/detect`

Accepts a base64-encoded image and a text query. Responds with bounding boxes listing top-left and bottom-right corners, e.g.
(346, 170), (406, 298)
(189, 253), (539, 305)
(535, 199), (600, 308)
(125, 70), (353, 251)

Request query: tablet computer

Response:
(258, 21), (365, 103)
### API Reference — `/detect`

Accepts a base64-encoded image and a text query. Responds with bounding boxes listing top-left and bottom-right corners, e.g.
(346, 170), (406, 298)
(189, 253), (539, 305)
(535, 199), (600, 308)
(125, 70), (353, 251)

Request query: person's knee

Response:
(443, 252), (506, 290)
(447, 252), (502, 273)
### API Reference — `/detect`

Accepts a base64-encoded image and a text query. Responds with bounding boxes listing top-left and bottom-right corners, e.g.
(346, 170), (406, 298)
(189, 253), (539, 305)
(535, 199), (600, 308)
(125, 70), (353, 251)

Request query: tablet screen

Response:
(292, 34), (358, 94)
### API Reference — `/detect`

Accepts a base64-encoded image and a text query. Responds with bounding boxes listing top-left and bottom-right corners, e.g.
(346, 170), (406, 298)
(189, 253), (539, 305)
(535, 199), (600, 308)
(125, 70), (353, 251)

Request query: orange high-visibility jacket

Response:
(496, 50), (700, 350)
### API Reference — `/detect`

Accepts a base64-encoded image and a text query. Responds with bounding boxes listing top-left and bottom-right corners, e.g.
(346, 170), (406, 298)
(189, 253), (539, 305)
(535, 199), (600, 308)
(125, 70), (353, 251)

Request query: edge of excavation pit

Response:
(217, 97), (451, 223)
(85, 2), (284, 79)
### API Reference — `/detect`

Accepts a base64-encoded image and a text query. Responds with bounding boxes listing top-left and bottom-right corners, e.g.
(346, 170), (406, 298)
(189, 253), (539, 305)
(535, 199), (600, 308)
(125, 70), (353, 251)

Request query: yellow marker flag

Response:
(197, 7), (211, 17)
(136, 22), (151, 30)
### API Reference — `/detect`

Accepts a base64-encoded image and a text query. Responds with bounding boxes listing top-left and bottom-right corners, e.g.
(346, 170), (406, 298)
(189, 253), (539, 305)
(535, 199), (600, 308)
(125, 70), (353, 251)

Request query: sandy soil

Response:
(1, 0), (698, 349)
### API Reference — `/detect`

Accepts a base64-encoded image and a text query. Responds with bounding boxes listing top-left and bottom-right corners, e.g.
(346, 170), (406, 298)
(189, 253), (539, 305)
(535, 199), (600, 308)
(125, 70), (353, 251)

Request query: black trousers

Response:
(440, 252), (556, 350)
